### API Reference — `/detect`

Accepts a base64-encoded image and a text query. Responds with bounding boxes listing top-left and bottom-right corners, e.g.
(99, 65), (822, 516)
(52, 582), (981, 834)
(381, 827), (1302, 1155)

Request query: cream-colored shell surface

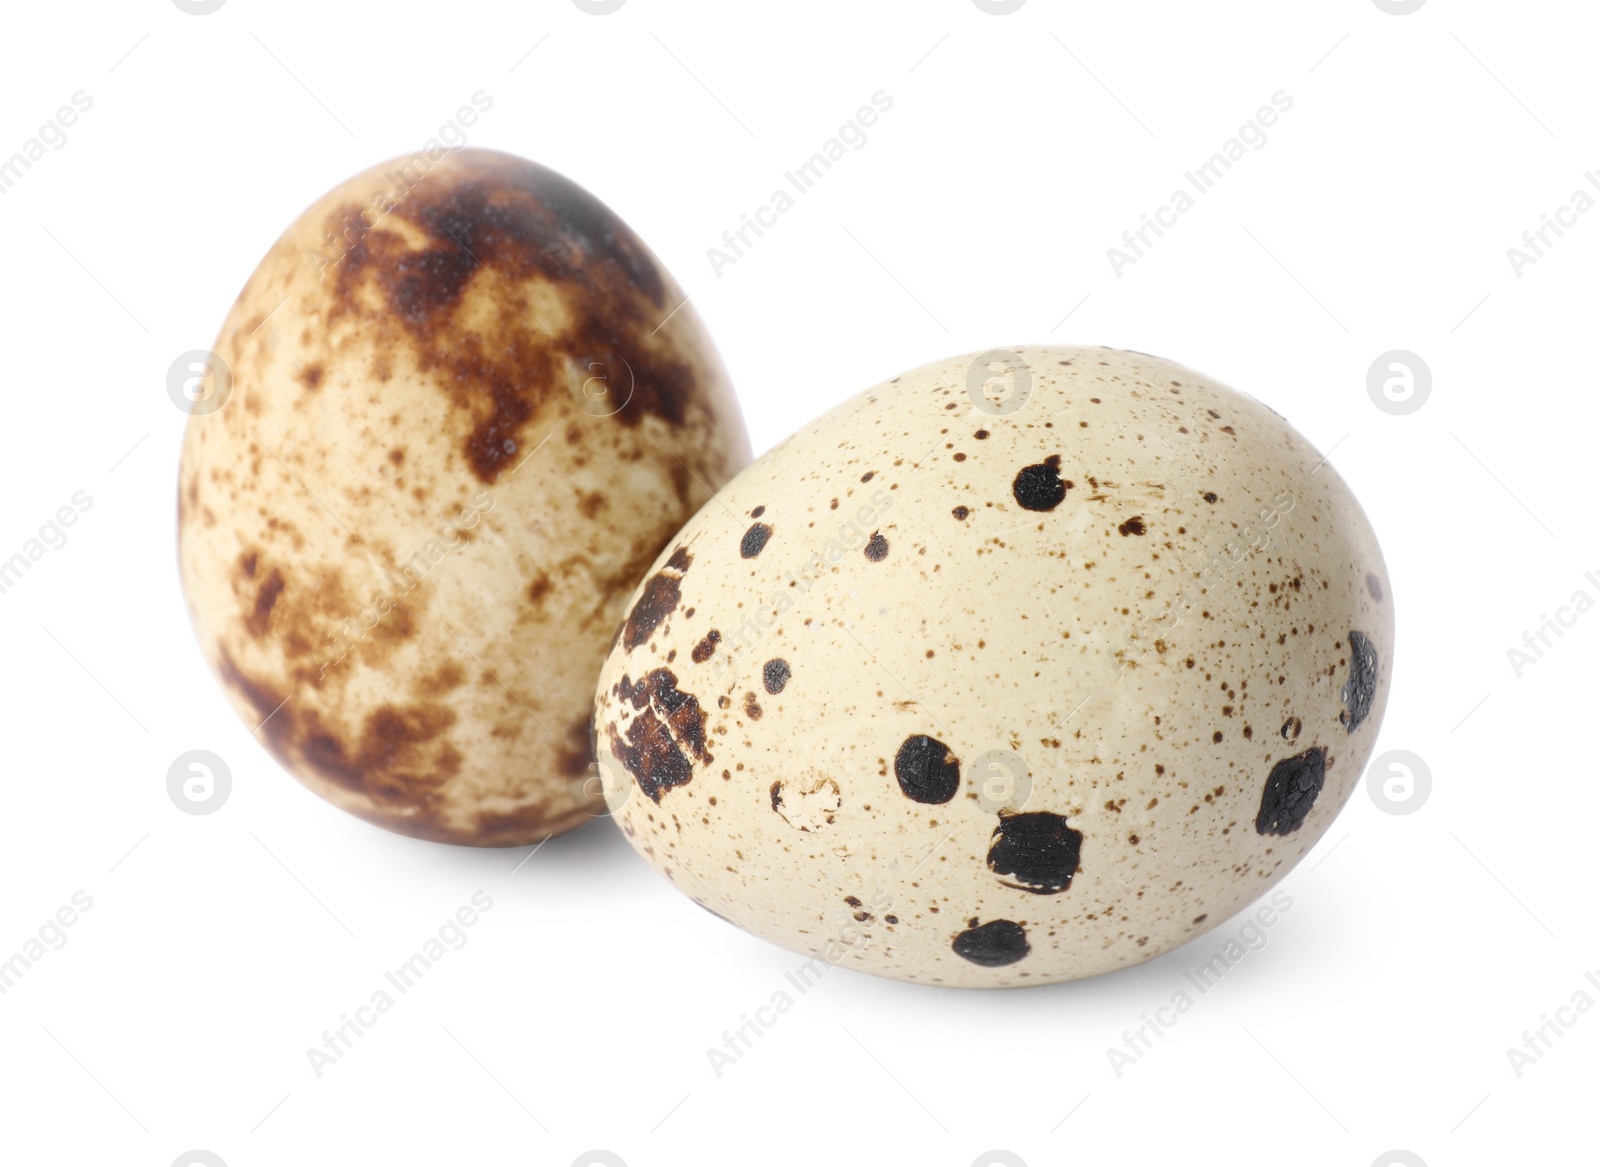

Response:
(593, 346), (1391, 987)
(179, 148), (749, 846)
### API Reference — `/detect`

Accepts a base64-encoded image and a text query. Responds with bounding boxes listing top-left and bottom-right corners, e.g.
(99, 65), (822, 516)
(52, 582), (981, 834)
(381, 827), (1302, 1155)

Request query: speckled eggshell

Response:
(179, 148), (749, 846)
(593, 345), (1391, 987)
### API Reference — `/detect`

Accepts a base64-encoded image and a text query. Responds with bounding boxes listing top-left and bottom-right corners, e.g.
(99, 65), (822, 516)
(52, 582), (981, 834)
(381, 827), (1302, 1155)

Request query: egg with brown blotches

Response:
(178, 148), (750, 845)
(592, 345), (1391, 987)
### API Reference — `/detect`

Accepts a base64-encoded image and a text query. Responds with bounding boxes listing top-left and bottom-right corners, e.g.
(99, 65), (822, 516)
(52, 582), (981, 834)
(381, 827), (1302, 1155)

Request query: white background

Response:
(0, 1), (1593, 1165)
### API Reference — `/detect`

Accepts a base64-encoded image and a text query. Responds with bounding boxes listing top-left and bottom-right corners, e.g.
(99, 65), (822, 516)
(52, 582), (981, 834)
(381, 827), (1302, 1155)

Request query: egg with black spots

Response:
(591, 346), (1390, 986)
(179, 149), (749, 845)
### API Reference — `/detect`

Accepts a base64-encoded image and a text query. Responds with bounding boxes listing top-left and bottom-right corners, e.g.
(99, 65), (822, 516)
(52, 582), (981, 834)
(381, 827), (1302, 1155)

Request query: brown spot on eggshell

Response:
(414, 660), (466, 697)
(307, 703), (460, 807)
(556, 712), (595, 780)
(622, 547), (691, 652)
(609, 668), (711, 802)
(323, 152), (706, 484)
(244, 568), (285, 638)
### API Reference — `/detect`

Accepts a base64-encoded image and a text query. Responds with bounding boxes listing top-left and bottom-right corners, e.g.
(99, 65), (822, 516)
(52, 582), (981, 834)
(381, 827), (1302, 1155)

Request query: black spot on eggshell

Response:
(952, 918), (1030, 967)
(1255, 747), (1327, 836)
(1367, 573), (1384, 602)
(1012, 455), (1069, 512)
(1340, 630), (1378, 733)
(987, 812), (1084, 895)
(1117, 516), (1146, 536)
(762, 658), (791, 694)
(894, 734), (961, 804)
(740, 523), (772, 559)
(864, 531), (889, 561)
